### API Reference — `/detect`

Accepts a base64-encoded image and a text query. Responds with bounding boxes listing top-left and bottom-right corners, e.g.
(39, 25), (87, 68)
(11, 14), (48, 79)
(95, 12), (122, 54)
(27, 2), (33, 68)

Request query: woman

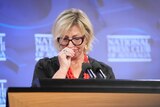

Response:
(32, 8), (115, 86)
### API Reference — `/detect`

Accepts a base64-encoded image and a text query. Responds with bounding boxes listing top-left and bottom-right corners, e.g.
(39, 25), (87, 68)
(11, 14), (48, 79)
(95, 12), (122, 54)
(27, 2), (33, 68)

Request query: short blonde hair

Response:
(52, 8), (94, 52)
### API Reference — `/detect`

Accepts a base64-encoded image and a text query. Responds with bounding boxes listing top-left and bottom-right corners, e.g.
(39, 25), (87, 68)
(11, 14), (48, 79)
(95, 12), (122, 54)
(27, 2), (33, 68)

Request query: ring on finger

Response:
(63, 50), (67, 53)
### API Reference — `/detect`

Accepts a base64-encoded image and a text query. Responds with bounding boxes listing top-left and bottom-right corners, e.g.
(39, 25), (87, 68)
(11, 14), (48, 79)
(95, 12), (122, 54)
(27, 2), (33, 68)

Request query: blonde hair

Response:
(52, 8), (94, 52)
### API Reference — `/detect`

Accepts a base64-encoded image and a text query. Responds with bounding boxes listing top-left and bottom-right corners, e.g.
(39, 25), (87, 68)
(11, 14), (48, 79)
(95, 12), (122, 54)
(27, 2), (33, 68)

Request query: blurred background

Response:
(0, 0), (160, 106)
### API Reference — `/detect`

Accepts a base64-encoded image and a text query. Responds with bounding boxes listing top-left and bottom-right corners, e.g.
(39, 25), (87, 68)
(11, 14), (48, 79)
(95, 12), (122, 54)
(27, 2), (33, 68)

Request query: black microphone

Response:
(82, 63), (96, 79)
(92, 62), (107, 79)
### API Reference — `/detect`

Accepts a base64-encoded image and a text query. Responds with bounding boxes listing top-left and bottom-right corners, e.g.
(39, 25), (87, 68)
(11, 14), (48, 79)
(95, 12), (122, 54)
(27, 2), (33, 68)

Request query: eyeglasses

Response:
(57, 35), (85, 46)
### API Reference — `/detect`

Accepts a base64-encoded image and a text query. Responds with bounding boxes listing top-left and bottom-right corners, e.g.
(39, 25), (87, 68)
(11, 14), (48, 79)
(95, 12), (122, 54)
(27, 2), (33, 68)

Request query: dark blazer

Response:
(32, 56), (115, 87)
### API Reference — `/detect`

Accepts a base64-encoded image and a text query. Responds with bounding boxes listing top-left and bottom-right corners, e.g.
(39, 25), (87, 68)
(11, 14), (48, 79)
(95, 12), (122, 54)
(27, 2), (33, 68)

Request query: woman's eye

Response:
(63, 38), (69, 40)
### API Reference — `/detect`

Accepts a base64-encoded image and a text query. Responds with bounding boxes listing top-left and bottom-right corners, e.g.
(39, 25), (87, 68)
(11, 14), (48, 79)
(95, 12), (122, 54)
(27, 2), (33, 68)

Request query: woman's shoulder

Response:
(38, 56), (58, 62)
(88, 56), (111, 69)
(36, 56), (59, 66)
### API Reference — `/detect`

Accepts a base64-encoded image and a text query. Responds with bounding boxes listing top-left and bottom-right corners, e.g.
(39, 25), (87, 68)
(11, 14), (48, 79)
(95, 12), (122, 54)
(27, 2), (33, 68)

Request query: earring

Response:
(84, 45), (87, 52)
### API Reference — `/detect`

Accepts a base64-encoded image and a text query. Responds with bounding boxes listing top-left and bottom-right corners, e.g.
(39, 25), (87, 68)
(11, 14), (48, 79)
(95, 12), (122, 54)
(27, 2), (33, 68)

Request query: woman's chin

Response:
(71, 55), (77, 60)
(71, 53), (83, 60)
(71, 53), (80, 60)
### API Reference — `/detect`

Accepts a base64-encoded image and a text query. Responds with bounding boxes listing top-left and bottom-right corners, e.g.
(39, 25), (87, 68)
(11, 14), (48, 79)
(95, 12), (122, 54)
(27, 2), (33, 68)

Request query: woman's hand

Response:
(58, 47), (75, 71)
(52, 47), (75, 79)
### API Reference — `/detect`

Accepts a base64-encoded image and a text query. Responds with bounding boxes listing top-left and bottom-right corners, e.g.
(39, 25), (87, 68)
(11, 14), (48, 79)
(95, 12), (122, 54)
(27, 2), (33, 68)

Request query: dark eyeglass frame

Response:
(57, 35), (85, 46)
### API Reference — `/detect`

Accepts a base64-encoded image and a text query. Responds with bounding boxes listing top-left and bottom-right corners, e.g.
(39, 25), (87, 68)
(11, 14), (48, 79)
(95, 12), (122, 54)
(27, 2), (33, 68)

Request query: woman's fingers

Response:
(61, 47), (75, 57)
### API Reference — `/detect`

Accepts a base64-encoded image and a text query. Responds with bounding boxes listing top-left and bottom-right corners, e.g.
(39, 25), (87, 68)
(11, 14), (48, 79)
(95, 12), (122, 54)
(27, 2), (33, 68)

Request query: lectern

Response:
(6, 79), (160, 107)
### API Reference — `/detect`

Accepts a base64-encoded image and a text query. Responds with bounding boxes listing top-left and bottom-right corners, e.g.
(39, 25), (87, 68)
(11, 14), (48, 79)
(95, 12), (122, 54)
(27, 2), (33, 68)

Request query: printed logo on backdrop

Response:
(0, 33), (6, 61)
(35, 34), (57, 61)
(107, 35), (151, 62)
(0, 79), (7, 106)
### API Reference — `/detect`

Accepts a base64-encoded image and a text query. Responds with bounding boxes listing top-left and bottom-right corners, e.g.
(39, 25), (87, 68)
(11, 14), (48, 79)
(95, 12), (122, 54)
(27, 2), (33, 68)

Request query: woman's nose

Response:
(67, 41), (74, 48)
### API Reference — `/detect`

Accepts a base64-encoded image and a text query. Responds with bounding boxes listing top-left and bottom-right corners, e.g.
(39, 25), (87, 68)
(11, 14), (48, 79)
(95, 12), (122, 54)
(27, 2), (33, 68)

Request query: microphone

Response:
(82, 63), (96, 79)
(92, 62), (107, 79)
